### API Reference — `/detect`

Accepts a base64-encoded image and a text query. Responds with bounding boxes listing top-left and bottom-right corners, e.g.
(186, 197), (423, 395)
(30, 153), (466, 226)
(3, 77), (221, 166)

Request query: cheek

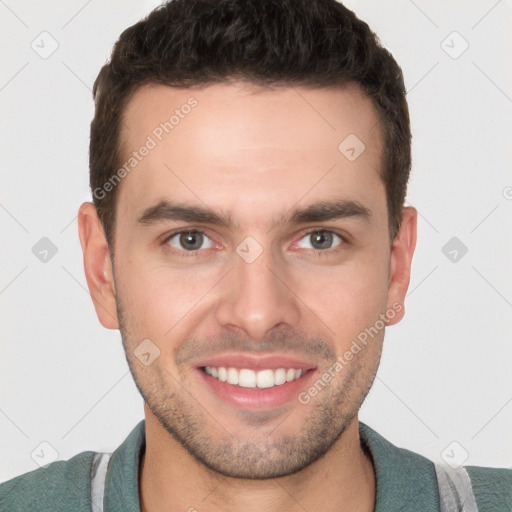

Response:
(116, 259), (218, 338)
(292, 255), (390, 342)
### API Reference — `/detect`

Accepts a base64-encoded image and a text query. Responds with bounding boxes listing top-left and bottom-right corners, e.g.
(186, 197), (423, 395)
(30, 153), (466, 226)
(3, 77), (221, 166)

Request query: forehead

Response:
(116, 81), (384, 227)
(121, 81), (381, 152)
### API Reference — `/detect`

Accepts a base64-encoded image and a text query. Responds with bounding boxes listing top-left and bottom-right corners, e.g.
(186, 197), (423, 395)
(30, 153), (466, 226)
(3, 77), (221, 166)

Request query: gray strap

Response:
(435, 463), (479, 512)
(90, 452), (112, 512)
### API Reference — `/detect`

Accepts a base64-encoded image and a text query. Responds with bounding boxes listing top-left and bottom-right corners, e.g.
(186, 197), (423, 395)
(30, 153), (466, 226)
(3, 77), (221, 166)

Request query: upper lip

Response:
(193, 353), (317, 371)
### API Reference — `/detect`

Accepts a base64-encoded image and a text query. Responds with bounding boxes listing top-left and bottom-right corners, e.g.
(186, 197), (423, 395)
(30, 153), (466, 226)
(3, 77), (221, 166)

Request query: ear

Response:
(77, 202), (119, 329)
(386, 206), (417, 326)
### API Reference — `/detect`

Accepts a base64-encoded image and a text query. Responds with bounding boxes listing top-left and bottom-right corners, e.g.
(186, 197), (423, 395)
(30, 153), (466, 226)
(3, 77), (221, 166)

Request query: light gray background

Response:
(1, 0), (511, 483)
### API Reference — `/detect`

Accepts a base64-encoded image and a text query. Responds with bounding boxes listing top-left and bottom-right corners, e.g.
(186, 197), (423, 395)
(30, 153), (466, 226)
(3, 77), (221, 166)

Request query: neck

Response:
(139, 411), (375, 512)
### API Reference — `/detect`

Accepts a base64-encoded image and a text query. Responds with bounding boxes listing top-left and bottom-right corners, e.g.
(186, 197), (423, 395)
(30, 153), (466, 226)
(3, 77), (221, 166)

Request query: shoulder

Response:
(0, 450), (96, 512)
(465, 464), (512, 511)
(359, 422), (512, 511)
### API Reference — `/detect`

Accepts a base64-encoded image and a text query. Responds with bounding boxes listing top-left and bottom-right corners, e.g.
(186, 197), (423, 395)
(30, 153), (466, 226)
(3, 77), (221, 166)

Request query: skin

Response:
(78, 81), (417, 512)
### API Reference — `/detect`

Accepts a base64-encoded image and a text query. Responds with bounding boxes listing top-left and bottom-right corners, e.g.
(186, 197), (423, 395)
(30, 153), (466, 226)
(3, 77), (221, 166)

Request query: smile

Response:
(195, 353), (317, 410)
(203, 366), (305, 389)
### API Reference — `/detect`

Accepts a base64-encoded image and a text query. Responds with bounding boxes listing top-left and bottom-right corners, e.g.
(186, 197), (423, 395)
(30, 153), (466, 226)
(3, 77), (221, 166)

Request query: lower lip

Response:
(197, 368), (316, 410)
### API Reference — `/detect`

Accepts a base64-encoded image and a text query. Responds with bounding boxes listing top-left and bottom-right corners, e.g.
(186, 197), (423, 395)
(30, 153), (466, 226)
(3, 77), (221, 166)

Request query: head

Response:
(79, 0), (417, 479)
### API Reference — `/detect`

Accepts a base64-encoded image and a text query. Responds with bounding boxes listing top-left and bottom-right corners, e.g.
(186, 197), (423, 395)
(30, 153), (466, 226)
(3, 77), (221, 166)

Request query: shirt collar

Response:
(104, 419), (440, 511)
(104, 419), (145, 512)
(359, 422), (440, 511)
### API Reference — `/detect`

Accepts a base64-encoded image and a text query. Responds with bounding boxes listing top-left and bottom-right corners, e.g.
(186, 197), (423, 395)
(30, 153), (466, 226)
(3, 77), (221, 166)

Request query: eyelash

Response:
(161, 228), (347, 258)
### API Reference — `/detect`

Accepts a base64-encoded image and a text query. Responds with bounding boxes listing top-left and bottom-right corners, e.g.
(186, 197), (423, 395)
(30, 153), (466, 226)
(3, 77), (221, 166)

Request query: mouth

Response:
(202, 366), (305, 389)
(193, 354), (317, 411)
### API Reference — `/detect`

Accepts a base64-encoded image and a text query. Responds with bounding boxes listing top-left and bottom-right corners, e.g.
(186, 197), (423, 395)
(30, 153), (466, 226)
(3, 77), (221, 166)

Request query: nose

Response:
(214, 244), (301, 341)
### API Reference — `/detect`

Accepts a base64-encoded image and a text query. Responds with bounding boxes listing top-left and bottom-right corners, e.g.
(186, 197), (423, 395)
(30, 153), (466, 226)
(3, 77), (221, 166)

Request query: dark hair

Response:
(90, 0), (411, 249)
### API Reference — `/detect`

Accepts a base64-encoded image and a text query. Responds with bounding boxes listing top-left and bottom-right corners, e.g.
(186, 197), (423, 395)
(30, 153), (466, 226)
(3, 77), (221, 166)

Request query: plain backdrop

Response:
(1, 0), (511, 483)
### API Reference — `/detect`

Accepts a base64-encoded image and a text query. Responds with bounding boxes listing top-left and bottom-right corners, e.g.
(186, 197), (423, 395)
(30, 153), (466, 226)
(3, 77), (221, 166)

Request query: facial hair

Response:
(116, 292), (382, 479)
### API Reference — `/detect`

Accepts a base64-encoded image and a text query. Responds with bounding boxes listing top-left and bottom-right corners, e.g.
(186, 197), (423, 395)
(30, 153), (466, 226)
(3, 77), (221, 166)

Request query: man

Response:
(1, 0), (510, 510)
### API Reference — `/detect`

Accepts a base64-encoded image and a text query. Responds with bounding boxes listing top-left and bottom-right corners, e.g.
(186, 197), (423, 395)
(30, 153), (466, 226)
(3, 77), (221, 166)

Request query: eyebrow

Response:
(137, 198), (371, 229)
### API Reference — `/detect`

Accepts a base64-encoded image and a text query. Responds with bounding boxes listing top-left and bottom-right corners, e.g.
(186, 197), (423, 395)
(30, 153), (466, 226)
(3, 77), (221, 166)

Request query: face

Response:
(80, 81), (416, 479)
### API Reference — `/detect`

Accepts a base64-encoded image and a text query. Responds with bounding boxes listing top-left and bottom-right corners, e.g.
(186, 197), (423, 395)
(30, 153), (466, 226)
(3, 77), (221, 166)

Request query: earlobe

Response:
(77, 202), (119, 329)
(386, 206), (418, 326)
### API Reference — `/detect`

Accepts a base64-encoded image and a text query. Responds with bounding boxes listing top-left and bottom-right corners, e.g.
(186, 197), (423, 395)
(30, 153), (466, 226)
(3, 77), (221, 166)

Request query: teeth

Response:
(274, 368), (287, 385)
(239, 369), (256, 388)
(203, 366), (305, 389)
(256, 369), (274, 388)
(227, 367), (239, 385)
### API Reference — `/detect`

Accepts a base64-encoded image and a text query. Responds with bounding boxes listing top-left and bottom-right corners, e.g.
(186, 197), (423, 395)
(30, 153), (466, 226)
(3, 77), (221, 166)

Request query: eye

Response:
(295, 230), (344, 252)
(165, 230), (215, 252)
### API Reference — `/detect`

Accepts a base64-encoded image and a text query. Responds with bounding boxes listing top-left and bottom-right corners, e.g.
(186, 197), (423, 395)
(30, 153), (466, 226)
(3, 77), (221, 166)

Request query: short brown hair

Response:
(90, 0), (411, 249)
